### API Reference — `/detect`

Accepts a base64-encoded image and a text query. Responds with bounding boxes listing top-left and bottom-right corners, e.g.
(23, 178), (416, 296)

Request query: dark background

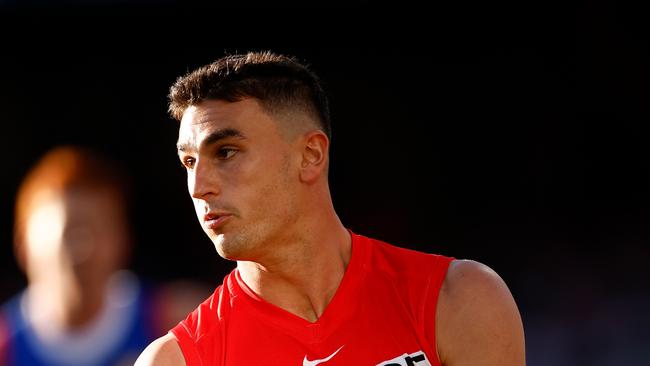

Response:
(1, 2), (649, 365)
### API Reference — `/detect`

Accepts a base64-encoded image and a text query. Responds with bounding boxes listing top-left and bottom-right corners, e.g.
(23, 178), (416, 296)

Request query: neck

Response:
(237, 214), (351, 323)
(28, 275), (107, 337)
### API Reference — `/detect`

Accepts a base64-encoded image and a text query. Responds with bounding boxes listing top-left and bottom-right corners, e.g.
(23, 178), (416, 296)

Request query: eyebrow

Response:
(177, 128), (246, 152)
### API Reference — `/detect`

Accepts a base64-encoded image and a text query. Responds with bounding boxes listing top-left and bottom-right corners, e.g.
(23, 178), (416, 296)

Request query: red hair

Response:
(13, 146), (130, 259)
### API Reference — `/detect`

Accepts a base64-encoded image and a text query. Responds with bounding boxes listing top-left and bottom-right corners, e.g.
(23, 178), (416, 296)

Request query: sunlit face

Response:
(177, 98), (302, 261)
(23, 188), (127, 288)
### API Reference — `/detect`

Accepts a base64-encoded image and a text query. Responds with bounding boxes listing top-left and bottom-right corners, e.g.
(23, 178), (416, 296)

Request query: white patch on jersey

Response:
(376, 350), (432, 366)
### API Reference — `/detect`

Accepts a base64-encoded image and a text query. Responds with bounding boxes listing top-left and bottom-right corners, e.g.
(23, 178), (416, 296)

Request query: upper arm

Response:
(135, 333), (187, 366)
(436, 260), (525, 366)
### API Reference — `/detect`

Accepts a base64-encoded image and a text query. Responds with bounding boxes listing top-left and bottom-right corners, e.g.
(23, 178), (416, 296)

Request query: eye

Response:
(216, 147), (238, 160)
(181, 156), (196, 169)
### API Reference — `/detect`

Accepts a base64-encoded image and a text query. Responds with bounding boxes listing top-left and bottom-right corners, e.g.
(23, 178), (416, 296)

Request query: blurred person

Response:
(136, 51), (525, 365)
(0, 146), (208, 366)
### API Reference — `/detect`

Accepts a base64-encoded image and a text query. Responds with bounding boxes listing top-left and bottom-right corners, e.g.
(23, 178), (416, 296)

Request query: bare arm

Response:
(135, 333), (187, 366)
(436, 260), (525, 366)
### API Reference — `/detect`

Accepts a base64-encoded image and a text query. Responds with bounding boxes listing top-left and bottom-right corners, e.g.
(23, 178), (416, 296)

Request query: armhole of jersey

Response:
(419, 255), (454, 366)
(169, 325), (202, 366)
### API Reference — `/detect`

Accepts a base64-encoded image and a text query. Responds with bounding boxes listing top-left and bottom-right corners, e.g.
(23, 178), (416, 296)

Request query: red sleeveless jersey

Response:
(171, 231), (453, 366)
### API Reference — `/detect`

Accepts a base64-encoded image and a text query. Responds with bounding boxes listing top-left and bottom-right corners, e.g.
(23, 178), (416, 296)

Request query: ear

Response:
(299, 130), (329, 183)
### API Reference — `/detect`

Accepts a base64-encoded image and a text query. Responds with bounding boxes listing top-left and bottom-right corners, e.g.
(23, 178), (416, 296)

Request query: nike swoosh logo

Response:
(303, 345), (344, 366)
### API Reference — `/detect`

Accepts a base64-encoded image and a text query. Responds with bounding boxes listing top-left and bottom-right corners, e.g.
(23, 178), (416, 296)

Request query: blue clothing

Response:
(0, 272), (158, 366)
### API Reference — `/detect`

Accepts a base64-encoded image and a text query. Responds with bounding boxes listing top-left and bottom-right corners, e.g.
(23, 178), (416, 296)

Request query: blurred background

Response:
(1, 1), (649, 365)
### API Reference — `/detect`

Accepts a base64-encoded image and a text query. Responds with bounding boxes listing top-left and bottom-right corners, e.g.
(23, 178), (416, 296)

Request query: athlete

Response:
(136, 51), (525, 365)
(0, 146), (208, 366)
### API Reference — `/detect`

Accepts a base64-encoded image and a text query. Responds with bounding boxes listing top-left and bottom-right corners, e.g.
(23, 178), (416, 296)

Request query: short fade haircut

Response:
(168, 51), (332, 140)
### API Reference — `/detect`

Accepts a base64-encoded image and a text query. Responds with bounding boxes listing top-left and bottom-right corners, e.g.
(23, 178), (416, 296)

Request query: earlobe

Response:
(299, 131), (329, 183)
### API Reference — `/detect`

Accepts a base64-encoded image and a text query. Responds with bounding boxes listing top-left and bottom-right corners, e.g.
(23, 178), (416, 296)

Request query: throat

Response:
(237, 252), (350, 322)
(238, 260), (345, 323)
(236, 225), (353, 322)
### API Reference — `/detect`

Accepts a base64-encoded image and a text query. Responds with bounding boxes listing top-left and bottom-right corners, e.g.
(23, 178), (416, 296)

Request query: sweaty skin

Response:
(136, 98), (525, 366)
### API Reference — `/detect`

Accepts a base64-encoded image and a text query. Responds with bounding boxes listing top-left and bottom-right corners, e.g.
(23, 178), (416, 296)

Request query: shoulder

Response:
(361, 235), (453, 303)
(152, 278), (230, 365)
(135, 333), (186, 366)
(442, 259), (509, 295)
(436, 260), (525, 365)
(363, 234), (449, 273)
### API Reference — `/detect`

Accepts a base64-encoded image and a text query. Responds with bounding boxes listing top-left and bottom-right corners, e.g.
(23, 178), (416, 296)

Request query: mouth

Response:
(203, 212), (232, 230)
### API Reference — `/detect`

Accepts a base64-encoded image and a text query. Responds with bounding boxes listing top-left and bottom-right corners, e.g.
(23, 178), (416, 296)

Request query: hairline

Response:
(178, 96), (324, 141)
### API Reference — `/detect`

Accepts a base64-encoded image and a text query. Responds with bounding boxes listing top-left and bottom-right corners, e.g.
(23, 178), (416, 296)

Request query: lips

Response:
(203, 212), (232, 230)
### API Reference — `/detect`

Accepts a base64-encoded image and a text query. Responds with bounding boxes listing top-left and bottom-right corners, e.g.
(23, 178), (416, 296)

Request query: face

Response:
(23, 188), (128, 289)
(177, 98), (302, 261)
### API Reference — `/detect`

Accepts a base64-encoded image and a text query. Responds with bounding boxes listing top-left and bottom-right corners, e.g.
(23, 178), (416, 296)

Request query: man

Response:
(136, 51), (525, 365)
(0, 146), (208, 366)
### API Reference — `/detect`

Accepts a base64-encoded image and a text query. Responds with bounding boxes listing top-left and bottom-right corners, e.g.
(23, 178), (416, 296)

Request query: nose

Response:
(189, 160), (220, 200)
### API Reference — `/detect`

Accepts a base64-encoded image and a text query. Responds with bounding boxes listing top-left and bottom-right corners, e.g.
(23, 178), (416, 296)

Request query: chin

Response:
(211, 233), (243, 260)
(210, 233), (226, 254)
(214, 246), (247, 261)
(209, 226), (268, 262)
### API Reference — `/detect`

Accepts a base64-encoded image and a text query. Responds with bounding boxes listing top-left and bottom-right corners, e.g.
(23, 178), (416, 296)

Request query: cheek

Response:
(187, 170), (196, 194)
(252, 166), (295, 216)
(227, 152), (295, 219)
(192, 198), (204, 217)
(64, 227), (97, 265)
(64, 224), (119, 268)
(25, 206), (66, 267)
(91, 234), (123, 269)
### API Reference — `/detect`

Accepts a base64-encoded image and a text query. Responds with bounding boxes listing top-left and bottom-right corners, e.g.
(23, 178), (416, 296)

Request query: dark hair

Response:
(168, 51), (331, 140)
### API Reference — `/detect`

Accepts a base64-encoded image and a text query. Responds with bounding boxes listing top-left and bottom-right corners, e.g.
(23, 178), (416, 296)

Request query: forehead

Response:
(177, 98), (276, 148)
(28, 188), (123, 219)
(24, 189), (124, 244)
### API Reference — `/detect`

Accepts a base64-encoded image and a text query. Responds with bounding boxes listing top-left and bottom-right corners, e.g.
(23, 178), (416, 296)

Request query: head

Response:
(14, 146), (131, 293)
(170, 51), (332, 261)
